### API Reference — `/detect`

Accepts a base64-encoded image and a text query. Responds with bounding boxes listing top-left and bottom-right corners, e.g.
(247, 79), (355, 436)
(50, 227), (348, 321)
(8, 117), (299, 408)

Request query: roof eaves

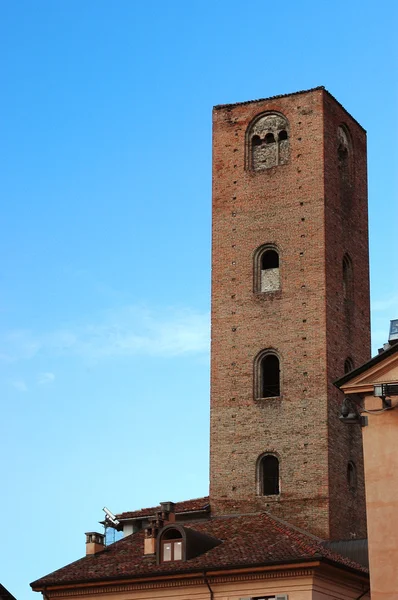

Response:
(32, 555), (360, 590)
(118, 507), (210, 522)
(213, 86), (366, 133)
(213, 86), (325, 110)
(0, 585), (18, 600)
(334, 343), (398, 389)
(30, 547), (368, 590)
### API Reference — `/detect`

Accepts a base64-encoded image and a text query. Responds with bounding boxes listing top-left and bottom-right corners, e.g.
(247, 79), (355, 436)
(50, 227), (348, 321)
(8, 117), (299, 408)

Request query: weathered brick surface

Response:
(209, 88), (370, 540)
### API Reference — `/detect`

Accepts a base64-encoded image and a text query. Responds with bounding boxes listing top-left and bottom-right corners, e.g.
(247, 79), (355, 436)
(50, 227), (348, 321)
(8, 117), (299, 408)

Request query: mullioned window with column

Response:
(247, 112), (290, 171)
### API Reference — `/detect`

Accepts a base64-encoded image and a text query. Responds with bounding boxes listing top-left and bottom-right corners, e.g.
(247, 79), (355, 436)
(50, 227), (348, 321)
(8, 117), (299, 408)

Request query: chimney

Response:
(160, 501), (176, 523)
(143, 501), (176, 555)
(85, 532), (105, 555)
(144, 516), (164, 555)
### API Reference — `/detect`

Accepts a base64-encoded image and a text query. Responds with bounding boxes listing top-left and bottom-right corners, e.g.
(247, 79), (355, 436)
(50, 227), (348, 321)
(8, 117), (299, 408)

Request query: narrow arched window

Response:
(258, 352), (280, 398)
(160, 529), (183, 562)
(342, 254), (353, 300)
(278, 129), (288, 141)
(252, 135), (261, 147)
(347, 461), (357, 491)
(344, 357), (354, 373)
(337, 125), (353, 206)
(258, 454), (280, 495)
(261, 249), (279, 270)
(254, 246), (280, 293)
(247, 112), (290, 170)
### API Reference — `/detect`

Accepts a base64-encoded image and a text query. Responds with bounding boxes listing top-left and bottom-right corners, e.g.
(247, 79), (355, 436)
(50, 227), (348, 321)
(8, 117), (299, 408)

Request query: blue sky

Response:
(0, 1), (397, 598)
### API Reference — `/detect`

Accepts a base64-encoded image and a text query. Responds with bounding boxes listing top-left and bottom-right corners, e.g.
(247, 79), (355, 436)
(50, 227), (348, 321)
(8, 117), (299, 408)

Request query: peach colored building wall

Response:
(42, 567), (369, 600)
(362, 382), (398, 599)
(339, 353), (398, 599)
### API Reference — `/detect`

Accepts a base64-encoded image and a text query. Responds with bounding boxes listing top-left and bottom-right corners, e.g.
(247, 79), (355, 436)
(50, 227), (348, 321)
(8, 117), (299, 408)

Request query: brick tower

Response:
(209, 87), (370, 540)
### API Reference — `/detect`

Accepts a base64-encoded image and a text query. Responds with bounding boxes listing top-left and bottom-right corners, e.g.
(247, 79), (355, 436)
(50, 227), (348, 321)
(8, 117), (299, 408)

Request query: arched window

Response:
(342, 254), (353, 300)
(255, 350), (281, 398)
(247, 112), (290, 171)
(278, 129), (288, 141)
(160, 529), (183, 562)
(337, 125), (353, 205)
(254, 245), (280, 293)
(265, 133), (275, 144)
(258, 454), (280, 496)
(347, 461), (357, 491)
(344, 357), (354, 374)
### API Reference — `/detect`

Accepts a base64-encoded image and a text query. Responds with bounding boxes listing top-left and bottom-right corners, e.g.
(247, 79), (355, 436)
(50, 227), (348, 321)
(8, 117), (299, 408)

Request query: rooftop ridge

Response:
(213, 86), (366, 133)
(213, 86), (325, 109)
(117, 495), (210, 519)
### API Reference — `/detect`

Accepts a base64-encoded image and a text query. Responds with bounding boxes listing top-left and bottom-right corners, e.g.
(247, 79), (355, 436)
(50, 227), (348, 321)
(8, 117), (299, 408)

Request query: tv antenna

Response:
(102, 507), (120, 545)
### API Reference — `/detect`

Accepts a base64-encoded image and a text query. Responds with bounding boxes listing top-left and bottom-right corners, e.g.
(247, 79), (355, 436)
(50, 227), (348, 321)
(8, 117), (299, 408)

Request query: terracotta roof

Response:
(334, 342), (398, 388)
(116, 496), (210, 520)
(31, 512), (367, 589)
(0, 585), (17, 600)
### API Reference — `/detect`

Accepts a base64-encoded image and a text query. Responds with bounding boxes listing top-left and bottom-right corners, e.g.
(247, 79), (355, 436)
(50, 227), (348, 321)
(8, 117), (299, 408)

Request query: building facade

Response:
(210, 87), (370, 539)
(335, 334), (398, 599)
(31, 87), (372, 599)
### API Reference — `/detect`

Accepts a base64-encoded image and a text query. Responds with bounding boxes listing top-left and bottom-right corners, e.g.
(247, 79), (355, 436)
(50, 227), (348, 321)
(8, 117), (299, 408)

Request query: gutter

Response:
(203, 572), (214, 600)
(117, 507), (210, 523)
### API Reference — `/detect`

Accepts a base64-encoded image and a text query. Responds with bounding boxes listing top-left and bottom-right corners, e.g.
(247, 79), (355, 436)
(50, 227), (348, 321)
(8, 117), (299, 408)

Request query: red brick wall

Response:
(209, 88), (369, 540)
(323, 93), (369, 539)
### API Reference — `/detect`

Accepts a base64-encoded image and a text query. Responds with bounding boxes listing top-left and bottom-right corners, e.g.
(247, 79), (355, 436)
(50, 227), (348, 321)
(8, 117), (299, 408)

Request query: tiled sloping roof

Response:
(334, 342), (398, 388)
(116, 496), (210, 519)
(0, 585), (17, 600)
(31, 512), (367, 588)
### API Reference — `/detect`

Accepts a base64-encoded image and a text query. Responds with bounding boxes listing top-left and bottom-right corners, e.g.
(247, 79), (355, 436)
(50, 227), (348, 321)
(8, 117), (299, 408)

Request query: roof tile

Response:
(31, 511), (367, 588)
(116, 496), (210, 520)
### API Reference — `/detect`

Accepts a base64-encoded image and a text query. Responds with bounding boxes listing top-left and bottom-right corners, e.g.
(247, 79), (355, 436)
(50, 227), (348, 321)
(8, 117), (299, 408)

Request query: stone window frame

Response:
(245, 111), (290, 172)
(253, 243), (281, 294)
(256, 452), (281, 497)
(254, 348), (282, 400)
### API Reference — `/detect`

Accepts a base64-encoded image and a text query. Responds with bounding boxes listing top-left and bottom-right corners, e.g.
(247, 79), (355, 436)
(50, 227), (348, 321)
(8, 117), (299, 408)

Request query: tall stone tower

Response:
(209, 87), (370, 540)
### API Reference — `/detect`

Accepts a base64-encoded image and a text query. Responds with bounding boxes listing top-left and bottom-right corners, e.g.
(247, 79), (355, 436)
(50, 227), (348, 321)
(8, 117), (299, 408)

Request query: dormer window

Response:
(161, 529), (183, 562)
(156, 523), (221, 565)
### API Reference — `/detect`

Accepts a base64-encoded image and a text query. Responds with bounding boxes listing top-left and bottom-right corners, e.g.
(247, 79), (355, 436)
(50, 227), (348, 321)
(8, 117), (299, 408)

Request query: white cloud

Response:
(0, 305), (210, 364)
(37, 372), (55, 385)
(12, 380), (28, 392)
